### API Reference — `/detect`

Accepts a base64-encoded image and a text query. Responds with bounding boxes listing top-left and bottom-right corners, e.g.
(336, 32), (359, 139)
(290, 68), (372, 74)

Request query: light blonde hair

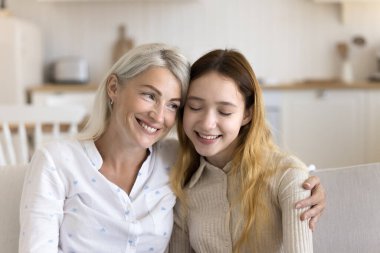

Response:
(79, 43), (190, 141)
(170, 49), (280, 252)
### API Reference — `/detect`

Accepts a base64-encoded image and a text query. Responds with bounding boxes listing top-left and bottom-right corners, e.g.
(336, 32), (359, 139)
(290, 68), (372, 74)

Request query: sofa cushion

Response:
(312, 163), (380, 253)
(0, 165), (27, 253)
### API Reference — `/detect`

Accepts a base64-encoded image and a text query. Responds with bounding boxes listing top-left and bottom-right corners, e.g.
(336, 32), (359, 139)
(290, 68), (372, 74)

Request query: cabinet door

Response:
(367, 91), (380, 163)
(281, 90), (366, 169)
(31, 91), (96, 113)
(263, 91), (283, 147)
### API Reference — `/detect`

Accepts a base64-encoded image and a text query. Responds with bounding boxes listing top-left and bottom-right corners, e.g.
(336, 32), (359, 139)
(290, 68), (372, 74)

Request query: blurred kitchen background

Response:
(1, 0), (380, 169)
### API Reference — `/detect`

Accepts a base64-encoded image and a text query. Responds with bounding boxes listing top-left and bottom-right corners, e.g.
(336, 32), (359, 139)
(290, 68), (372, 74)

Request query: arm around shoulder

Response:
(278, 168), (313, 253)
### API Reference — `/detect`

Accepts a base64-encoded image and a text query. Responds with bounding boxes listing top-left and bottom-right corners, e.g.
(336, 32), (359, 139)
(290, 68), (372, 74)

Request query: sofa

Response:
(1, 163), (380, 252)
(312, 163), (380, 253)
(0, 165), (27, 252)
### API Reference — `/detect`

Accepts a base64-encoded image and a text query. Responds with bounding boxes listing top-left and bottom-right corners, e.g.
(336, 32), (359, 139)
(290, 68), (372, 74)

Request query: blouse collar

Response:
(188, 157), (232, 188)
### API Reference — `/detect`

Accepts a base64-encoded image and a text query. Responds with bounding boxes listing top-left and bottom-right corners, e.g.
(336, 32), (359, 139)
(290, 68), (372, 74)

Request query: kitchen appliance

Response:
(52, 57), (89, 84)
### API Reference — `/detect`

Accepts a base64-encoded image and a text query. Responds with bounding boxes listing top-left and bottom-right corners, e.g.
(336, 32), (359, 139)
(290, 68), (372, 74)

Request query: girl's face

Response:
(108, 67), (181, 149)
(183, 71), (252, 168)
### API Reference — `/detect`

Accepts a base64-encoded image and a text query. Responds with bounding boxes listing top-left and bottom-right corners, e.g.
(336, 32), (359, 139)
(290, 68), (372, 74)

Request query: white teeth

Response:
(199, 134), (219, 140)
(140, 121), (158, 133)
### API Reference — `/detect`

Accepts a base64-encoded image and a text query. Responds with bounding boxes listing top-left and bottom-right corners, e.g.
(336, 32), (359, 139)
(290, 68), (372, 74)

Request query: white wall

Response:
(7, 0), (380, 84)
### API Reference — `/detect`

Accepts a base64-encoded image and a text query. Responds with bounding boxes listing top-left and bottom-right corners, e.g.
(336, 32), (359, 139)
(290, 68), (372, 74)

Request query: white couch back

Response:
(0, 165), (27, 253)
(312, 163), (380, 253)
(2, 163), (380, 252)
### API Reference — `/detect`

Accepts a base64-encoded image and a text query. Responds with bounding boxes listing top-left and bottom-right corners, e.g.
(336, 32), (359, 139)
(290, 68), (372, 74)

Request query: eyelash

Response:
(188, 105), (232, 116)
(168, 103), (180, 111)
(219, 112), (232, 116)
(188, 105), (201, 111)
(143, 93), (155, 101)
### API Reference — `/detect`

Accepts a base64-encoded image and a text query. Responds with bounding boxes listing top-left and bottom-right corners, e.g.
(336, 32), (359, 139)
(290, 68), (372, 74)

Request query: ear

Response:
(106, 74), (119, 102)
(241, 106), (253, 126)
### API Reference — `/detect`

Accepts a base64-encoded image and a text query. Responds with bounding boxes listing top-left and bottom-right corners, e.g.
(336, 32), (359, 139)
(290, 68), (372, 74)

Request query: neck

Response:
(95, 130), (148, 174)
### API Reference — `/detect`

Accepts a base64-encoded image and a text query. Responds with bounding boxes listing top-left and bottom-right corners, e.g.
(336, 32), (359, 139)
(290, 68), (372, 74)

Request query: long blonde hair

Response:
(170, 49), (278, 252)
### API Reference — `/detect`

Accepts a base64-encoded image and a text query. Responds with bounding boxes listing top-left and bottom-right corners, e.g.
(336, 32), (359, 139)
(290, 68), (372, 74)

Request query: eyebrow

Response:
(187, 96), (237, 107)
(142, 84), (181, 102)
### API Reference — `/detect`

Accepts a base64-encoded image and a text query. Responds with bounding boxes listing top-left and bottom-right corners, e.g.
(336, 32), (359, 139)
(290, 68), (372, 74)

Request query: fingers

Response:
(300, 202), (324, 221)
(295, 189), (321, 209)
(302, 175), (320, 190)
(308, 215), (320, 232)
(296, 182), (326, 209)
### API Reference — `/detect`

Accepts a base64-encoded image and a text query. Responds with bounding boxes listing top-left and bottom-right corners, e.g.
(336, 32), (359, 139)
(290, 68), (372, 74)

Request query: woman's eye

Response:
(143, 93), (155, 101)
(168, 103), (180, 111)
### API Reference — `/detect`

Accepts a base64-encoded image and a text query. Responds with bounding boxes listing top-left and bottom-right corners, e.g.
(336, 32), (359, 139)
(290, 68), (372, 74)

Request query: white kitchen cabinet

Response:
(263, 88), (376, 169)
(28, 85), (98, 114)
(367, 90), (380, 163)
(282, 90), (366, 169)
(313, 0), (380, 23)
(0, 14), (43, 105)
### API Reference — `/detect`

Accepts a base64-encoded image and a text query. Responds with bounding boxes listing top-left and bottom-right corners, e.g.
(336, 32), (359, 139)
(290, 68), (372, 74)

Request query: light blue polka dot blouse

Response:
(19, 139), (178, 253)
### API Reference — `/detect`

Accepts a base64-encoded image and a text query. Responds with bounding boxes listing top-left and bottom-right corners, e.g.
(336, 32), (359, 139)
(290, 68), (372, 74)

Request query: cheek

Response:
(223, 118), (245, 135)
(165, 112), (177, 128)
(182, 109), (194, 135)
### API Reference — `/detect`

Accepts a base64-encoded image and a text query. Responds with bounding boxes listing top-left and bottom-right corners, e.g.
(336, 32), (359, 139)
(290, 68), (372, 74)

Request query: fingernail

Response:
(304, 183), (311, 188)
(295, 203), (301, 209)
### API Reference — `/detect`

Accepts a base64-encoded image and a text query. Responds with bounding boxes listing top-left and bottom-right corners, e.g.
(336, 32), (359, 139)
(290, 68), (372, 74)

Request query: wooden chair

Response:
(0, 105), (87, 166)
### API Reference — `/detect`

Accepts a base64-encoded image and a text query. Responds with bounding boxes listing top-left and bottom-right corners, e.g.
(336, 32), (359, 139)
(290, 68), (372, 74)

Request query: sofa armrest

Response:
(312, 163), (380, 253)
(0, 165), (28, 252)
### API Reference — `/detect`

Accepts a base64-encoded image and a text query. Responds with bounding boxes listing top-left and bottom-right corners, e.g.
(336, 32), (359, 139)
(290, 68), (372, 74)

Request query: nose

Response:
(199, 110), (217, 130)
(149, 103), (165, 123)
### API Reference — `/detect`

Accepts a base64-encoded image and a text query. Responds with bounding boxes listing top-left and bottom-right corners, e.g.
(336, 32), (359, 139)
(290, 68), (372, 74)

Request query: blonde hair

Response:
(79, 43), (190, 141)
(170, 49), (279, 252)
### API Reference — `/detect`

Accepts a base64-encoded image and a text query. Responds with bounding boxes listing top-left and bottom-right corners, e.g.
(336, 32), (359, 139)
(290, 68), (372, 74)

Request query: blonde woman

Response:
(19, 43), (190, 253)
(170, 49), (320, 252)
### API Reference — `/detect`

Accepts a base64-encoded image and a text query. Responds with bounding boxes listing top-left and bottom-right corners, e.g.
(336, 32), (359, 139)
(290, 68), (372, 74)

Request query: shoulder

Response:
(33, 139), (84, 165)
(42, 138), (82, 153)
(266, 152), (309, 196)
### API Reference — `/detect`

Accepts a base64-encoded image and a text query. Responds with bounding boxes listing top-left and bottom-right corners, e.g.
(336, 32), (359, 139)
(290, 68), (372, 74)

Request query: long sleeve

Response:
(19, 148), (65, 253)
(169, 202), (194, 253)
(278, 168), (313, 253)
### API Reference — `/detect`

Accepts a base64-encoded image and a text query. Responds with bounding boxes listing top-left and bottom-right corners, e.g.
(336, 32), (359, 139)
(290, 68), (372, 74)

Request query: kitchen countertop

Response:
(261, 81), (380, 90)
(28, 83), (98, 92)
(27, 82), (380, 92)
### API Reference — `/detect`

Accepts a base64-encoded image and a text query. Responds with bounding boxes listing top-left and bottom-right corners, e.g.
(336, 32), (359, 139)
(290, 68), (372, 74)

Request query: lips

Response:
(197, 132), (221, 140)
(137, 119), (159, 134)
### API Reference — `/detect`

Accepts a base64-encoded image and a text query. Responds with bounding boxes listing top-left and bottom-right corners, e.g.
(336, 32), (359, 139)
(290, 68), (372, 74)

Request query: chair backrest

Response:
(311, 163), (380, 253)
(0, 105), (87, 165)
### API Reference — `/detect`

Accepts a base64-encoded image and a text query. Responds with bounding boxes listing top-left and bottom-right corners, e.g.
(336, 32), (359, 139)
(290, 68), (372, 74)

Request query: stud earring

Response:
(108, 99), (114, 111)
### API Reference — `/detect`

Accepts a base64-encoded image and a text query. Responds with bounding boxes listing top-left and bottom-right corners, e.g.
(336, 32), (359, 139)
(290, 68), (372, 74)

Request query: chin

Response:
(194, 147), (216, 158)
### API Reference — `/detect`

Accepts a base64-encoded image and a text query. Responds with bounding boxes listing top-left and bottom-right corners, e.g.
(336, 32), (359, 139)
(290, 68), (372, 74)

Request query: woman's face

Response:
(108, 67), (181, 149)
(183, 71), (251, 168)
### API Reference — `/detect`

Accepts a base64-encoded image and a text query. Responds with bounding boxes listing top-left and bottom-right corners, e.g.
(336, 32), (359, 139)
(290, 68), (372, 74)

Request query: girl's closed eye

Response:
(219, 111), (232, 116)
(187, 103), (202, 111)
